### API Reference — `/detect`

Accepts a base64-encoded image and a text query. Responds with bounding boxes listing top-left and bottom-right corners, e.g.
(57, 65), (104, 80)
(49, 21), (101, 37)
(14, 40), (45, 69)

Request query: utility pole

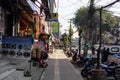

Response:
(84, 0), (95, 57)
(96, 0), (120, 69)
(78, 27), (82, 58)
(89, 0), (95, 47)
(90, 0), (120, 79)
(68, 19), (73, 55)
(69, 19), (72, 54)
(96, 7), (102, 69)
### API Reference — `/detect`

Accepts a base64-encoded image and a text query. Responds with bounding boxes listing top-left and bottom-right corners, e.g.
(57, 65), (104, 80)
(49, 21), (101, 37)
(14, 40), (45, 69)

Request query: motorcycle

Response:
(81, 60), (120, 79)
(101, 62), (120, 80)
(114, 66), (120, 80)
(100, 62), (117, 76)
(81, 58), (97, 79)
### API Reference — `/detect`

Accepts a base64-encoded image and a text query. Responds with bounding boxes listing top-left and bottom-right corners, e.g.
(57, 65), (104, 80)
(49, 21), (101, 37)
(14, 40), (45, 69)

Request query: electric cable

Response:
(94, 0), (102, 4)
(58, 0), (82, 8)
(108, 10), (120, 15)
(68, 0), (80, 4)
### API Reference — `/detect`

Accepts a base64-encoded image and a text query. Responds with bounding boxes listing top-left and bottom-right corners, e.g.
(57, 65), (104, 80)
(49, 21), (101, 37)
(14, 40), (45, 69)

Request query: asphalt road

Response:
(40, 49), (84, 80)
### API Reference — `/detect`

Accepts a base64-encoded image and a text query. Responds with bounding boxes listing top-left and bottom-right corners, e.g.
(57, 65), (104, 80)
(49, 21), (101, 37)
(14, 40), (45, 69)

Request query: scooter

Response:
(100, 62), (117, 76)
(81, 60), (119, 79)
(81, 58), (97, 79)
(101, 62), (120, 80)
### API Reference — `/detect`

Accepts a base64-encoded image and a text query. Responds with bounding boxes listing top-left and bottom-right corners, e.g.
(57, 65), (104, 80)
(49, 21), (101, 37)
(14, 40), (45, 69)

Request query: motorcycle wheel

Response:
(81, 70), (89, 78)
(114, 66), (120, 80)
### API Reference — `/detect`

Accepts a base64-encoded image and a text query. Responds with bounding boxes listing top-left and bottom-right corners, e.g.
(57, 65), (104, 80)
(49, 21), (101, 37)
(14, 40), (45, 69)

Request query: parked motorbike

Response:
(75, 56), (89, 67)
(81, 58), (97, 79)
(81, 60), (120, 79)
(100, 62), (117, 76)
(114, 66), (120, 80)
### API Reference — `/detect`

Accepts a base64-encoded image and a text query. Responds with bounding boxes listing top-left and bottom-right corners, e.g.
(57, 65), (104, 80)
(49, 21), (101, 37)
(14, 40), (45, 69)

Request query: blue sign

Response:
(2, 36), (33, 44)
(2, 36), (33, 60)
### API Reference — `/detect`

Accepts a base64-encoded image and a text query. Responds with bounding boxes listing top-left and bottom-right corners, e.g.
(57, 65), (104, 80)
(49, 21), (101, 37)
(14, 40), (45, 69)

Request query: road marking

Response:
(39, 68), (46, 80)
(40, 70), (45, 80)
(54, 52), (60, 80)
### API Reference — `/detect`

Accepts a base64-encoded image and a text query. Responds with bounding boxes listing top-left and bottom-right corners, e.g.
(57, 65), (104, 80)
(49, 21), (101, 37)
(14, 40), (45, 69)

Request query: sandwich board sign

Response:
(2, 36), (33, 60)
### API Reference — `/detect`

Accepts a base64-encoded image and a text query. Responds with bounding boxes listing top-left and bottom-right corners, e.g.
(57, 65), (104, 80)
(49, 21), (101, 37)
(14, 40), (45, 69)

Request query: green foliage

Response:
(74, 7), (89, 29)
(73, 6), (118, 32)
(101, 11), (118, 32)
(63, 34), (68, 47)
(52, 21), (59, 33)
(78, 28), (83, 36)
(69, 27), (73, 37)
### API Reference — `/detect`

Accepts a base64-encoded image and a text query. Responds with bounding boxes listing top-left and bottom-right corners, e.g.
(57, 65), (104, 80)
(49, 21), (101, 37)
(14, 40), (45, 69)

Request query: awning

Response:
(19, 0), (33, 12)
(1, 0), (33, 13)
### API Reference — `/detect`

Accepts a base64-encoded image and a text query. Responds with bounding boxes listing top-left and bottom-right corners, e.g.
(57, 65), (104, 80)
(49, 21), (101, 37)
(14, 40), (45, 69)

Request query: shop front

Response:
(18, 11), (34, 37)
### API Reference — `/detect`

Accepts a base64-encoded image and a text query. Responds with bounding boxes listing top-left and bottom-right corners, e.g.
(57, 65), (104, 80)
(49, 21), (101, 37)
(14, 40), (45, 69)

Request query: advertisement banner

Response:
(52, 21), (58, 33)
(2, 36), (33, 60)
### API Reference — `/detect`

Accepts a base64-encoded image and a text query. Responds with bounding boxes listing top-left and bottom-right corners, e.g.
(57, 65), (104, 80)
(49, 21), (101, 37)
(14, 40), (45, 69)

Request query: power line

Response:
(108, 10), (120, 14)
(58, 1), (80, 8)
(112, 6), (120, 8)
(58, 0), (85, 9)
(102, 0), (120, 9)
(94, 0), (102, 4)
(59, 14), (71, 20)
(80, 0), (83, 4)
(68, 0), (80, 4)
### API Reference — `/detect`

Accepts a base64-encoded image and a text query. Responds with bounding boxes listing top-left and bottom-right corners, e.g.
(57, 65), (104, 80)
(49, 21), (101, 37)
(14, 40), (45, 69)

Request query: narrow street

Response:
(40, 49), (84, 80)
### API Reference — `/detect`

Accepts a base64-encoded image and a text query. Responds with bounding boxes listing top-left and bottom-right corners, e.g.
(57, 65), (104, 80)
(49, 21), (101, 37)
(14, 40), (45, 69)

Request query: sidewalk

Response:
(42, 49), (84, 80)
(68, 55), (116, 80)
(0, 58), (44, 80)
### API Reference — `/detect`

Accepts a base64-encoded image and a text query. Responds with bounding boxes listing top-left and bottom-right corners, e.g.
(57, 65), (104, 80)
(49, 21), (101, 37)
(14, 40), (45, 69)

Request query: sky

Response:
(27, 0), (120, 38)
(57, 0), (120, 38)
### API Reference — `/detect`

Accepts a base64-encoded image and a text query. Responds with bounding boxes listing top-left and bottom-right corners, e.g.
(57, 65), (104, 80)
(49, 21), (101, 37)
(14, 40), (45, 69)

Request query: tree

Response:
(74, 6), (118, 31)
(68, 27), (73, 42)
(63, 33), (68, 48)
(73, 6), (118, 44)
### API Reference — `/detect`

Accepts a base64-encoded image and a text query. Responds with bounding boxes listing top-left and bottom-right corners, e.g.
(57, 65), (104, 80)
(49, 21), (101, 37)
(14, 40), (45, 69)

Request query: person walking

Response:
(72, 49), (78, 63)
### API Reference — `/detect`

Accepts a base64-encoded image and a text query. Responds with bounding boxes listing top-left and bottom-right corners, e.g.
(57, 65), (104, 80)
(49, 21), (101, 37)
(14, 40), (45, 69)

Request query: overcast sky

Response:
(57, 0), (120, 38)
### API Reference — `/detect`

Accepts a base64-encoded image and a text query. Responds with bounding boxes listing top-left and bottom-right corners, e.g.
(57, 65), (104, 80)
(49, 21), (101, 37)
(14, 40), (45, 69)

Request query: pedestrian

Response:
(40, 50), (48, 68)
(36, 48), (43, 67)
(41, 50), (48, 60)
(101, 48), (111, 63)
(31, 48), (37, 62)
(72, 49), (78, 62)
(91, 46), (95, 55)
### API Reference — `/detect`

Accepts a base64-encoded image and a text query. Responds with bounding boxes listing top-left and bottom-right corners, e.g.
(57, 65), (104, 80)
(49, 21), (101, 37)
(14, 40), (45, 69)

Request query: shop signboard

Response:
(52, 21), (59, 39)
(2, 36), (33, 60)
(50, 13), (58, 20)
(52, 21), (58, 33)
